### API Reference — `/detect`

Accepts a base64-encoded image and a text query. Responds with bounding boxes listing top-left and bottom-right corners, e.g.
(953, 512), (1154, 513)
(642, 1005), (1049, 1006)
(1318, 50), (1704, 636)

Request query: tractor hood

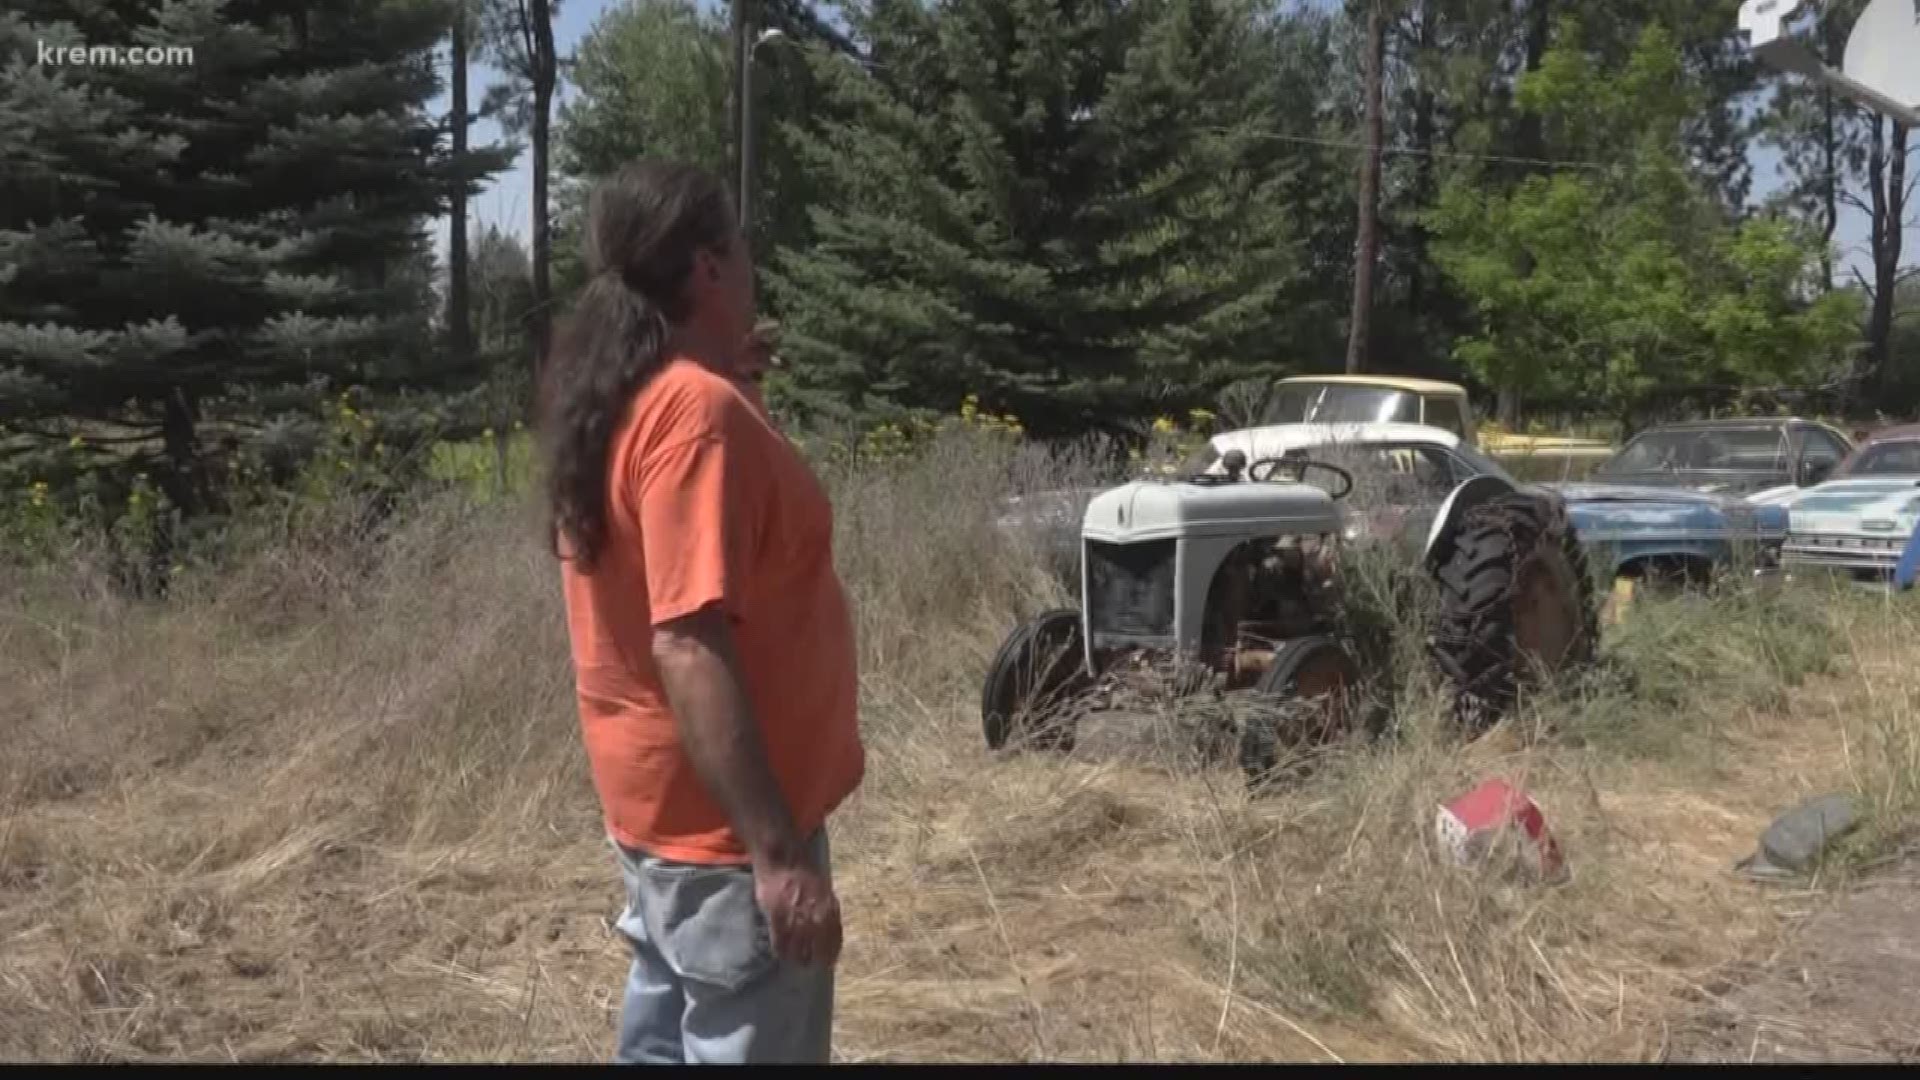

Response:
(1082, 478), (1340, 544)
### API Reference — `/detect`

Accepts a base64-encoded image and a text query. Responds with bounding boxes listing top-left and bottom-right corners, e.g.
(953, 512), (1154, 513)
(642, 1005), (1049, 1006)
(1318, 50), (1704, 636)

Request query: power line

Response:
(1224, 128), (1614, 171)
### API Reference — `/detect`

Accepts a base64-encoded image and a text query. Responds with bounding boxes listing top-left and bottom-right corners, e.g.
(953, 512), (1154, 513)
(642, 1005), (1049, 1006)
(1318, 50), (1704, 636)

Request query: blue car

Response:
(1546, 481), (1787, 587)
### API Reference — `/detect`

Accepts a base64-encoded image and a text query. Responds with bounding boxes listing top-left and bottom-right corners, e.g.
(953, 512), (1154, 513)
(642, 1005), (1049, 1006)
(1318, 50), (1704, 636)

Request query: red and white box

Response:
(1435, 778), (1567, 882)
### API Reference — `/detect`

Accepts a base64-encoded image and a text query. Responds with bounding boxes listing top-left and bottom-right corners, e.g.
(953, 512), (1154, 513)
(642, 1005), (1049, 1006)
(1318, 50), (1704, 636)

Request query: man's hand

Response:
(754, 856), (843, 968)
(652, 605), (844, 969)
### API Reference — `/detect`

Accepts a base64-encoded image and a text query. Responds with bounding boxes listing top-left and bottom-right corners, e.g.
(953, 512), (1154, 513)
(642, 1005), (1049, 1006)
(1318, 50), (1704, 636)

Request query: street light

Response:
(739, 27), (788, 232)
(1739, 0), (1919, 125)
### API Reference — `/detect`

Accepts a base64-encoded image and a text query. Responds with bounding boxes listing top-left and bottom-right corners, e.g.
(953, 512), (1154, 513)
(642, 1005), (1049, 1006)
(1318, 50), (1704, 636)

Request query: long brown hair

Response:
(539, 159), (735, 569)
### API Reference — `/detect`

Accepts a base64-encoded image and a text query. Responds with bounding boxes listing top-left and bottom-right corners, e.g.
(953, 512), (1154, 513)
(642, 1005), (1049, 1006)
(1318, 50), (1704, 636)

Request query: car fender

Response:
(1424, 473), (1520, 571)
(1561, 497), (1783, 577)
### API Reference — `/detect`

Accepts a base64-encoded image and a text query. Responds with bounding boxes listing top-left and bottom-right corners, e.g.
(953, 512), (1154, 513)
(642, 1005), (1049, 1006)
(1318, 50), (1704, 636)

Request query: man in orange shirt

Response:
(538, 159), (864, 1063)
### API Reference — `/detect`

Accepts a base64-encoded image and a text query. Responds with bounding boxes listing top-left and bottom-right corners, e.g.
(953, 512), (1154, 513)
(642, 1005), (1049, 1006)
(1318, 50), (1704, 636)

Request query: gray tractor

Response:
(980, 450), (1599, 787)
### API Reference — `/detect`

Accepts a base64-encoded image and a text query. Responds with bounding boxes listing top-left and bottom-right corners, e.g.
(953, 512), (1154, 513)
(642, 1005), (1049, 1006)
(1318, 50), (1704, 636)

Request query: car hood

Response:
(1541, 481), (1741, 508)
(1582, 470), (1776, 495)
(1784, 478), (1920, 524)
(1542, 480), (1788, 538)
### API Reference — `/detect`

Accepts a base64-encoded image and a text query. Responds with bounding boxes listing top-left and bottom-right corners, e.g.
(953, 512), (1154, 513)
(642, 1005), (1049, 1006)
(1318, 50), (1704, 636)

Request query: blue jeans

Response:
(610, 829), (835, 1064)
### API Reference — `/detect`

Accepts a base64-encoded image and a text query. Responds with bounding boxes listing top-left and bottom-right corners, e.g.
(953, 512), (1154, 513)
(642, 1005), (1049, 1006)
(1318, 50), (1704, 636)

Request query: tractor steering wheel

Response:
(1248, 456), (1355, 500)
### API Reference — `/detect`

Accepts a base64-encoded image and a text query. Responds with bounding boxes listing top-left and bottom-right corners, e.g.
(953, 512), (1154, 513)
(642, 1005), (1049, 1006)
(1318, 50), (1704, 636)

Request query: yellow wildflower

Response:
(1152, 416), (1178, 435)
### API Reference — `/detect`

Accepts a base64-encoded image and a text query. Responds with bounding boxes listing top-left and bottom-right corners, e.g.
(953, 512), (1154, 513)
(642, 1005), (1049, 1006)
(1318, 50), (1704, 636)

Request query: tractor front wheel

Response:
(981, 608), (1091, 753)
(1238, 635), (1364, 790)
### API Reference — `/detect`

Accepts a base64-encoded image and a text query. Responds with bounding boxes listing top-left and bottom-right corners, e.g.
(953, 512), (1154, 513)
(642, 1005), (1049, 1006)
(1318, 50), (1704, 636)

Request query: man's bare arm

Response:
(650, 605), (806, 871)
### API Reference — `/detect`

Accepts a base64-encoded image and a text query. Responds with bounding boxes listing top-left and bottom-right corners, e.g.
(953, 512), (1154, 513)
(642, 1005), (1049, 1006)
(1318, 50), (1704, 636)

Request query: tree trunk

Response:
(160, 387), (202, 518)
(528, 0), (555, 372)
(1819, 85), (1837, 289)
(1510, 0), (1552, 179)
(1816, 7), (1846, 291)
(449, 0), (473, 369)
(1864, 119), (1909, 401)
(1345, 0), (1387, 375)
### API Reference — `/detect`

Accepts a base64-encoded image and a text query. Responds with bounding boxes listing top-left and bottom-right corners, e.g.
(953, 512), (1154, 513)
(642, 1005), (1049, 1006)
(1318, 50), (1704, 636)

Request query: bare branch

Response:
(517, 0), (534, 67)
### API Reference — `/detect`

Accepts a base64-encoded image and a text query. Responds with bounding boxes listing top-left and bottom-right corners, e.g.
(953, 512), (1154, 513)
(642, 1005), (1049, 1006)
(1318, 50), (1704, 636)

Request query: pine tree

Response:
(767, 0), (1306, 438)
(0, 0), (508, 512)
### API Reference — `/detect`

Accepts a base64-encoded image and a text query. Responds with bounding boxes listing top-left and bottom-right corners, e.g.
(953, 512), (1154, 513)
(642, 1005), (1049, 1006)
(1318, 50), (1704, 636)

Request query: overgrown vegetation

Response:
(3, 428), (1915, 1062)
(3, 0), (1919, 1062)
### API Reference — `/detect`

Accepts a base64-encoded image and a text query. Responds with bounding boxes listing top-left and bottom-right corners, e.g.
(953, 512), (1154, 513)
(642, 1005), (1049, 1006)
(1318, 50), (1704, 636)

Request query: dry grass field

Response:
(3, 428), (1917, 1062)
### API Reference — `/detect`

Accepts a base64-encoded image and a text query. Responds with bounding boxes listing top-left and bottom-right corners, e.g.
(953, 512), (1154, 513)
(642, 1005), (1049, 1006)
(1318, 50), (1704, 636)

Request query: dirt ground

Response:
(1671, 851), (1920, 1063)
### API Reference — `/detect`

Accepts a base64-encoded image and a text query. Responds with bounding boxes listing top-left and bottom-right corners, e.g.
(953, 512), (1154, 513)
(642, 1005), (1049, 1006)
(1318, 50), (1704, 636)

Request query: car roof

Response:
(1633, 417), (1810, 430)
(1276, 374), (1465, 396)
(1209, 421), (1466, 453)
(1862, 422), (1920, 443)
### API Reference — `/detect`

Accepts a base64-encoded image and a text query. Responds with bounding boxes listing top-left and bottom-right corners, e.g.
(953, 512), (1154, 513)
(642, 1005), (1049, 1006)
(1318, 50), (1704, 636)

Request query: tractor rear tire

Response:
(981, 608), (1090, 753)
(1238, 635), (1363, 790)
(1428, 492), (1599, 731)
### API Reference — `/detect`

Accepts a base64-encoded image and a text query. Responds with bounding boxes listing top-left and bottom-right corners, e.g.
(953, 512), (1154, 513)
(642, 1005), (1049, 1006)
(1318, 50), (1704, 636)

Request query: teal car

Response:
(1780, 426), (1920, 584)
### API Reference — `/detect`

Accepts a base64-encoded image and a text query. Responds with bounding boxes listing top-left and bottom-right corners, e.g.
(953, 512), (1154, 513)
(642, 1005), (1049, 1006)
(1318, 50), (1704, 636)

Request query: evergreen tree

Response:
(767, 0), (1307, 438)
(0, 0), (505, 511)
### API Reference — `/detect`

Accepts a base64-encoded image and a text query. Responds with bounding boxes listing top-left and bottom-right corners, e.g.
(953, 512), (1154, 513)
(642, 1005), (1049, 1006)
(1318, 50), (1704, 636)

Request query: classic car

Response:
(1777, 423), (1920, 584)
(1587, 417), (1855, 503)
(1257, 374), (1613, 466)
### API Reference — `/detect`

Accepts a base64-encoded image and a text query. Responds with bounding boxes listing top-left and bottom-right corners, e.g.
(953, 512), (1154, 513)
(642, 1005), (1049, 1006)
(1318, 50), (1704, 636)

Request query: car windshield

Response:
(1845, 439), (1920, 477)
(1447, 441), (1514, 483)
(1600, 427), (1787, 476)
(1262, 383), (1421, 426)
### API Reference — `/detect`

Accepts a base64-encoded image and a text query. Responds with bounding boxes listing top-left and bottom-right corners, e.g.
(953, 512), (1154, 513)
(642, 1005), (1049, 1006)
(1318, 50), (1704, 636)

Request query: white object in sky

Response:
(1739, 0), (1920, 124)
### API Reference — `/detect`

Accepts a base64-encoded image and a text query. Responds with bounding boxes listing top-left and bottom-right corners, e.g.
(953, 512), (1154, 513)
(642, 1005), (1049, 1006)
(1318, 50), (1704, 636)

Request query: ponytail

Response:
(538, 159), (736, 571)
(540, 270), (671, 569)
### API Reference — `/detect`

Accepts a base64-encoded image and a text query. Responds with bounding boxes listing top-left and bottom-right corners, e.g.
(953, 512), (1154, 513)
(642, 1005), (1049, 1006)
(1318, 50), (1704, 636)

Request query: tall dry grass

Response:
(0, 427), (1915, 1062)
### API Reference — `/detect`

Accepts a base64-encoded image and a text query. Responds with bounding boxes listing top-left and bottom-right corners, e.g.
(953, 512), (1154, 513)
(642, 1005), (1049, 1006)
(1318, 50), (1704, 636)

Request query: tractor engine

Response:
(1079, 473), (1344, 692)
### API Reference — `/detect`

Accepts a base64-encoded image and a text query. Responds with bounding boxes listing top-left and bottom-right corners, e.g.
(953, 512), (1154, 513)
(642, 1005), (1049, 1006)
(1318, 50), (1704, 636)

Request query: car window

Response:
(1266, 384), (1421, 426)
(1603, 427), (1788, 474)
(1799, 427), (1849, 469)
(1846, 439), (1920, 477)
(1296, 443), (1458, 506)
(1444, 443), (1508, 483)
(1424, 397), (1467, 438)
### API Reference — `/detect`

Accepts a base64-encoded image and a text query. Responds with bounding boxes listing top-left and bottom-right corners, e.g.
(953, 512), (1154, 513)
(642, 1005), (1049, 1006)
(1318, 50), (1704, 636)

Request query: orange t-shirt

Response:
(560, 358), (864, 865)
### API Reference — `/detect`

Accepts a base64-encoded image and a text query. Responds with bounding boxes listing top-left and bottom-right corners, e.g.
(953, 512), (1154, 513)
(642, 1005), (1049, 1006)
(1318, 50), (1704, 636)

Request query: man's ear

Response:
(687, 247), (714, 283)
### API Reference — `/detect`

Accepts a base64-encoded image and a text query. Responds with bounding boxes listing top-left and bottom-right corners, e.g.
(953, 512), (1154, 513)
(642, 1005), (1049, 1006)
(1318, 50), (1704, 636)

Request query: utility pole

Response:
(739, 24), (787, 239)
(1345, 0), (1387, 375)
(731, 0), (750, 223)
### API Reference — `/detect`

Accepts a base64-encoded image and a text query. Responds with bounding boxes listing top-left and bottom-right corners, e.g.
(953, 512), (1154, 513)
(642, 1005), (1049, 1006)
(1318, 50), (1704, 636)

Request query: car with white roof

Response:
(1777, 424), (1920, 583)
